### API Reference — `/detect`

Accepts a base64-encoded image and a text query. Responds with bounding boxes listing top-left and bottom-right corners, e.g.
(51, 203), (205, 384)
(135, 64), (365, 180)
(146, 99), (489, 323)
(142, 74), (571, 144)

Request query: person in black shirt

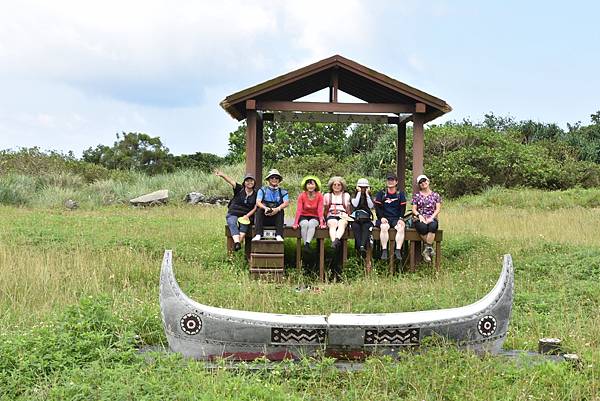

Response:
(216, 170), (257, 251)
(350, 178), (375, 258)
(373, 173), (407, 261)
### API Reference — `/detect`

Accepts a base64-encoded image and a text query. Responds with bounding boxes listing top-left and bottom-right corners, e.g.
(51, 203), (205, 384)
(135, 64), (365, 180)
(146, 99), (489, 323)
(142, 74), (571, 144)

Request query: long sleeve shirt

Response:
(293, 191), (325, 226)
(351, 192), (374, 209)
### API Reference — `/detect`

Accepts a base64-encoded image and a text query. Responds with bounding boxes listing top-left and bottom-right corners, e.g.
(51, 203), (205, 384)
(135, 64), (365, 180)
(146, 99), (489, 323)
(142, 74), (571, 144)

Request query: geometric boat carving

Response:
(160, 250), (514, 360)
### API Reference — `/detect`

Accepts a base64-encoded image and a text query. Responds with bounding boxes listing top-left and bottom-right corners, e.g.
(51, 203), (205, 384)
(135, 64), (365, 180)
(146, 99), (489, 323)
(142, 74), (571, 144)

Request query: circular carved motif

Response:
(477, 315), (497, 337)
(180, 313), (202, 335)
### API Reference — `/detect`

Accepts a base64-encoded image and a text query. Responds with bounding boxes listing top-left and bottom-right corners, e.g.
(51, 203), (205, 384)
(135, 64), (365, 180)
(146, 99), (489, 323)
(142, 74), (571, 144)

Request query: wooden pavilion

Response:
(220, 54), (451, 192)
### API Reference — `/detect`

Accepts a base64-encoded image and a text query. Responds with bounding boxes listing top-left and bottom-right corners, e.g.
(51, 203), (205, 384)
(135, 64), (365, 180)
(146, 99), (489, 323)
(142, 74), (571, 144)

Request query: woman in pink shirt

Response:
(293, 176), (326, 250)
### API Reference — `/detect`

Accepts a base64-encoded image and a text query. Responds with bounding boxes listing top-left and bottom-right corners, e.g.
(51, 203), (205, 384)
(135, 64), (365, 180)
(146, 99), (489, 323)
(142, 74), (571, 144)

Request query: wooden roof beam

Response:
(256, 101), (415, 114)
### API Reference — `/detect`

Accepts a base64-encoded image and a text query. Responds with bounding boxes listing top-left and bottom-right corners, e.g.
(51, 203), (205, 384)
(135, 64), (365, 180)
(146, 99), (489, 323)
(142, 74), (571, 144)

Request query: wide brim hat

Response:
(301, 175), (322, 191)
(327, 176), (347, 192)
(265, 168), (283, 181)
(356, 178), (370, 187)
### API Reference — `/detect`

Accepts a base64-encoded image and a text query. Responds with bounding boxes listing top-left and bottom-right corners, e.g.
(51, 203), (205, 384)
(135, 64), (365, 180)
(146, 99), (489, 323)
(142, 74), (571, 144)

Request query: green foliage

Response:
(0, 147), (113, 183)
(171, 151), (225, 172)
(83, 132), (174, 175)
(227, 120), (350, 164)
(0, 296), (137, 398)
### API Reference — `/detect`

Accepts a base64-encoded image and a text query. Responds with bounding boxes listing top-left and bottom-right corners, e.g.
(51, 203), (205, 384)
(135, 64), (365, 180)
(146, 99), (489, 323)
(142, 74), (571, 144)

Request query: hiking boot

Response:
(422, 247), (432, 263)
(381, 249), (388, 260)
(252, 235), (261, 241)
(359, 246), (367, 258)
(394, 248), (402, 260)
(332, 238), (341, 249)
(304, 242), (311, 251)
(234, 242), (242, 251)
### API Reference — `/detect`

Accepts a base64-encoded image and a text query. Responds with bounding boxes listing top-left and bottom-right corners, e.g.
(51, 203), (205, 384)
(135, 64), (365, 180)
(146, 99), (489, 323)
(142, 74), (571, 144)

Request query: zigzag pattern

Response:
(364, 328), (420, 345)
(271, 328), (327, 344)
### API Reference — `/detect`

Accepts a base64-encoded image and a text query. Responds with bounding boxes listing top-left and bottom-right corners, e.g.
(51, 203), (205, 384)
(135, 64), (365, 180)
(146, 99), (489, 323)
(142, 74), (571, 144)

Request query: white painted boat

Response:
(160, 250), (513, 360)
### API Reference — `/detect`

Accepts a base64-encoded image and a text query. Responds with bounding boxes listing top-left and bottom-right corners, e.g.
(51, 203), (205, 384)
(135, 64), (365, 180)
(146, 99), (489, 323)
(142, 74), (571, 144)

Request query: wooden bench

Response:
(225, 223), (443, 281)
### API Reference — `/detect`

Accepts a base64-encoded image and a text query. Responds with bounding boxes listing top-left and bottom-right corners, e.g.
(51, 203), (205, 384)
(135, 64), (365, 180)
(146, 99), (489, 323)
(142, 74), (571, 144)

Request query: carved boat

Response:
(160, 250), (514, 360)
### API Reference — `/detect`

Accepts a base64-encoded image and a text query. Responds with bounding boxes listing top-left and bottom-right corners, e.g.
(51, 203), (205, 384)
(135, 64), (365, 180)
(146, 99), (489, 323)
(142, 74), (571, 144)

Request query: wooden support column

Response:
(412, 112), (425, 194)
(256, 114), (264, 184)
(245, 100), (262, 183)
(397, 122), (407, 194)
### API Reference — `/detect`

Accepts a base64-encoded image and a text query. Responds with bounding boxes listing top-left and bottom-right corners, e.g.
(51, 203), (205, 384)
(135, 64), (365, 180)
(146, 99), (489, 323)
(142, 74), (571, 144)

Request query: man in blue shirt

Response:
(374, 173), (407, 260)
(252, 169), (290, 241)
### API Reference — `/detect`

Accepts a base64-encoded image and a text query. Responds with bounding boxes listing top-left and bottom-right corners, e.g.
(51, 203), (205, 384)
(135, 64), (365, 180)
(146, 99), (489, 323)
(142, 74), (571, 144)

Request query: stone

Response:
(184, 192), (206, 204)
(64, 199), (78, 210)
(130, 189), (169, 206)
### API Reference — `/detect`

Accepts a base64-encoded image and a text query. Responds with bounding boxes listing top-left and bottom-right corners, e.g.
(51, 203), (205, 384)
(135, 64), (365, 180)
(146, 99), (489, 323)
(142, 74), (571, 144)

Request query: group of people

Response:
(216, 168), (441, 263)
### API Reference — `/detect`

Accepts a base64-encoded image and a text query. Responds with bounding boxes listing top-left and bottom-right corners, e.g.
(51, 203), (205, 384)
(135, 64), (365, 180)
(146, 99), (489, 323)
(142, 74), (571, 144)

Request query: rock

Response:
(64, 199), (78, 210)
(206, 195), (230, 205)
(130, 189), (169, 206)
(184, 192), (206, 204)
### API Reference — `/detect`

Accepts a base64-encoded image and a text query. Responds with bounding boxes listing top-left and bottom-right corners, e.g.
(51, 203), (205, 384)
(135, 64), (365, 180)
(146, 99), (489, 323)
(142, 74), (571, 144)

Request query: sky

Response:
(1, 0), (599, 157)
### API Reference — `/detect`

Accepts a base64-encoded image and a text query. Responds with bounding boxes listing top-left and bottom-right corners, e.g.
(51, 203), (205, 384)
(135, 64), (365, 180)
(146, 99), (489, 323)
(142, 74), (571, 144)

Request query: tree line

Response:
(1, 111), (599, 197)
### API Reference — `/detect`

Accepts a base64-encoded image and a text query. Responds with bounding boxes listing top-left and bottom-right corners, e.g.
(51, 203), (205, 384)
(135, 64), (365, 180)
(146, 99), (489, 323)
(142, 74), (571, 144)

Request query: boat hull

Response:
(160, 251), (514, 360)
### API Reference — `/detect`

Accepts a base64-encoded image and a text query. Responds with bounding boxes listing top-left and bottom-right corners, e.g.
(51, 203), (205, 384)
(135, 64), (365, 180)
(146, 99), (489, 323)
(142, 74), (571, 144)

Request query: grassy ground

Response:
(0, 190), (599, 400)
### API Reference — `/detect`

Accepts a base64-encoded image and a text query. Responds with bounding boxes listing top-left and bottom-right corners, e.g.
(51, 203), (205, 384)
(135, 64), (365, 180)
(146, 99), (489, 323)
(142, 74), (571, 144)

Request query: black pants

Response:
(414, 219), (438, 235)
(254, 208), (284, 236)
(352, 220), (373, 249)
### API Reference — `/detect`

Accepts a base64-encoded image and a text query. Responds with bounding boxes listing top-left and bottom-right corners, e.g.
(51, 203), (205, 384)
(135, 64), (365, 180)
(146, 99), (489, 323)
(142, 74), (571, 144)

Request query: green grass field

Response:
(1, 190), (599, 400)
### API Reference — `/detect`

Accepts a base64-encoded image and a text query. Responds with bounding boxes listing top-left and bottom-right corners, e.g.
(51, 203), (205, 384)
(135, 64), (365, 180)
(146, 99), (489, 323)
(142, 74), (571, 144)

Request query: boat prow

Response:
(160, 250), (514, 360)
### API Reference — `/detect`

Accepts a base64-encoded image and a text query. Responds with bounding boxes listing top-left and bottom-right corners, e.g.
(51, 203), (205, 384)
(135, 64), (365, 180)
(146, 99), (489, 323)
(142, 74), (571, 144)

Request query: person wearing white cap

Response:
(350, 178), (374, 258)
(411, 174), (442, 263)
(215, 170), (257, 251)
(252, 169), (289, 241)
(373, 172), (407, 261)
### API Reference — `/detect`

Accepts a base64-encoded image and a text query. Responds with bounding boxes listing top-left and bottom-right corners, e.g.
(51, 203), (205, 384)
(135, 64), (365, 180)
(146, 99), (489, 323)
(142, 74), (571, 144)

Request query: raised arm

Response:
(214, 170), (236, 188)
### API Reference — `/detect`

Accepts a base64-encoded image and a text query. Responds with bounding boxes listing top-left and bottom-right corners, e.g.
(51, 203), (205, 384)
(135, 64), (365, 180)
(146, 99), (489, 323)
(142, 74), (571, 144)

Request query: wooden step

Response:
(250, 253), (284, 269)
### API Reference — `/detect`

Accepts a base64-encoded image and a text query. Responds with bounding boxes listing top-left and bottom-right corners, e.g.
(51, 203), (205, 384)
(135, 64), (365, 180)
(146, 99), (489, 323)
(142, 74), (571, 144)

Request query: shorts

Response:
(375, 217), (400, 228)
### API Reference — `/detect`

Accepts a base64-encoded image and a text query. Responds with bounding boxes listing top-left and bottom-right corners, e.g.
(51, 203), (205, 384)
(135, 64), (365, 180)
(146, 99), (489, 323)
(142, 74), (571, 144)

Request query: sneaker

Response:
(381, 249), (388, 260)
(422, 247), (432, 263)
(394, 248), (402, 260)
(427, 245), (435, 257)
(252, 235), (261, 241)
(304, 242), (311, 251)
(275, 235), (284, 242)
(332, 238), (341, 249)
(234, 242), (242, 251)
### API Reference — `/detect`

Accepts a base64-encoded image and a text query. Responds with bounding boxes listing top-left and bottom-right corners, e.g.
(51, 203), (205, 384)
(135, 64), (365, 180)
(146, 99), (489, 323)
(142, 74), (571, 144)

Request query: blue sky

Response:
(1, 0), (599, 156)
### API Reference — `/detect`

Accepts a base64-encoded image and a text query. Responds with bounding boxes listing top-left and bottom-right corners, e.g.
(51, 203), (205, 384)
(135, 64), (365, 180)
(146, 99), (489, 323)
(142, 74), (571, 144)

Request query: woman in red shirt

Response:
(292, 176), (326, 250)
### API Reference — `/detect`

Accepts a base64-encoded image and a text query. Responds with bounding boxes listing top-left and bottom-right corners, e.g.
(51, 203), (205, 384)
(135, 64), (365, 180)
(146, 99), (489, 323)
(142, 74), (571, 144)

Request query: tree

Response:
(226, 120), (351, 164)
(83, 132), (173, 174)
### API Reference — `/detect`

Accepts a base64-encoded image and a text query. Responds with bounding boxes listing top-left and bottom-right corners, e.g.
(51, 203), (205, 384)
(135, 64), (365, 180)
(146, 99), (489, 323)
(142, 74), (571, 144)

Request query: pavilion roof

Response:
(220, 54), (451, 122)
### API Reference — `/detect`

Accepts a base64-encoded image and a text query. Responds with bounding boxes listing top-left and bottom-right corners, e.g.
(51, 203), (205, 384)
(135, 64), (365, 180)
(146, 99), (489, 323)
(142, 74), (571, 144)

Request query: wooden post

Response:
(329, 68), (339, 103)
(256, 114), (264, 184)
(397, 122), (407, 194)
(412, 113), (425, 194)
(245, 101), (258, 180)
(389, 239), (395, 275)
(296, 238), (302, 273)
(319, 239), (325, 282)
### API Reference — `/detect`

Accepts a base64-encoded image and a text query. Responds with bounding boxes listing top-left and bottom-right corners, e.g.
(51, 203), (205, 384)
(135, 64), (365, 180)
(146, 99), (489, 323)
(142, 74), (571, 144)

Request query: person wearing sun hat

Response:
(350, 178), (374, 258)
(252, 168), (289, 241)
(215, 170), (257, 251)
(411, 174), (442, 263)
(323, 176), (351, 249)
(292, 175), (326, 250)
